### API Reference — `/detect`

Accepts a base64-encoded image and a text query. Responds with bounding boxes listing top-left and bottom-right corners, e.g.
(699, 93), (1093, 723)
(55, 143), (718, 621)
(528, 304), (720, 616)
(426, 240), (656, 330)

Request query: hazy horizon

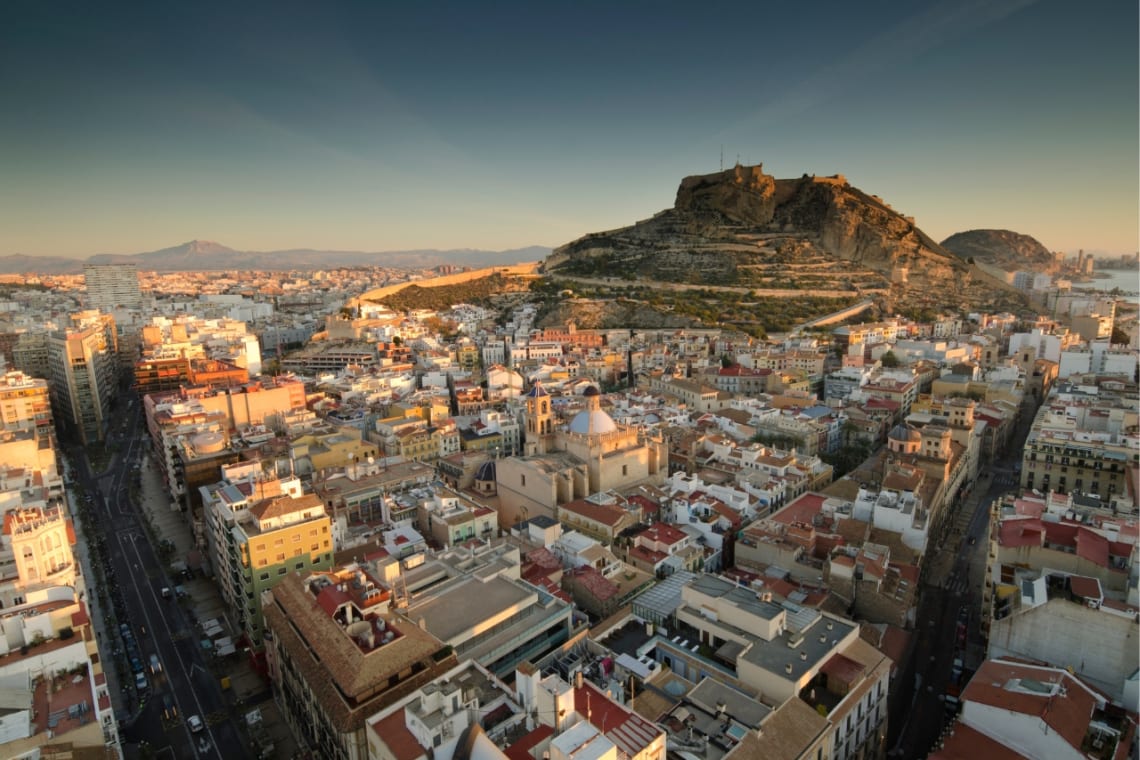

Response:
(2, 0), (1137, 259)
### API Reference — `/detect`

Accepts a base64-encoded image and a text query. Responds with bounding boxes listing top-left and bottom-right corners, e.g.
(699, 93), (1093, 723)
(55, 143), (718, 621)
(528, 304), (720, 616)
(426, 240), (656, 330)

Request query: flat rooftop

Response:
(406, 575), (535, 644)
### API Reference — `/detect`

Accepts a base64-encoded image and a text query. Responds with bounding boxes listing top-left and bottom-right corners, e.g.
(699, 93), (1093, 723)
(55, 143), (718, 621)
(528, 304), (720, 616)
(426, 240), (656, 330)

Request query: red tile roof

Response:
(574, 681), (662, 757)
(370, 708), (424, 760)
(929, 722), (1029, 760)
(998, 519), (1044, 548)
(559, 499), (628, 528)
(505, 724), (554, 760)
(566, 566), (618, 602)
(316, 585), (351, 617)
(635, 522), (687, 546)
(1069, 575), (1102, 601)
(770, 492), (827, 526)
(961, 661), (1099, 753)
(1075, 529), (1110, 568)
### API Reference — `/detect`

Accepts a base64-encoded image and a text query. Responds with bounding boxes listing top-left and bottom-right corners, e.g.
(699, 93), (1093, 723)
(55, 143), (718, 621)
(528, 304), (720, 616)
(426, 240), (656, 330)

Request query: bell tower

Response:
(524, 381), (552, 455)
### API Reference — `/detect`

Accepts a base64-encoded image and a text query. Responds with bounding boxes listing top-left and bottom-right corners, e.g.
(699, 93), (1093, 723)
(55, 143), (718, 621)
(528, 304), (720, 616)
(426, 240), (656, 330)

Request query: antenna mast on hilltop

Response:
(720, 145), (723, 171)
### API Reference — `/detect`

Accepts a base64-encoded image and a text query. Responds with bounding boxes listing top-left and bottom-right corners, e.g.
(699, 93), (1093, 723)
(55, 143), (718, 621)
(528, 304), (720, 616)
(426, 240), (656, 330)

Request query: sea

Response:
(1078, 268), (1140, 307)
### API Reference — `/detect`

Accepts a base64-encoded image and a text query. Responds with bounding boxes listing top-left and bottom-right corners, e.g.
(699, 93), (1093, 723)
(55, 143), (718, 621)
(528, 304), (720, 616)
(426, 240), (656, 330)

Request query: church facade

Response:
(495, 384), (667, 528)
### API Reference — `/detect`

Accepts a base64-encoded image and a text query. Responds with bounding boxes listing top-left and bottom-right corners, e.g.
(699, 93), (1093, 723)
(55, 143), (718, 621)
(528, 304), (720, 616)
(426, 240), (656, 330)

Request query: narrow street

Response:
(891, 399), (1039, 758)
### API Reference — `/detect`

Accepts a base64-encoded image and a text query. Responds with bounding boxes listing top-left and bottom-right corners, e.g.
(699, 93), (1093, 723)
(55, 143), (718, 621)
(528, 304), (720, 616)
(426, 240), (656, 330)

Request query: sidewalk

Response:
(134, 450), (298, 757)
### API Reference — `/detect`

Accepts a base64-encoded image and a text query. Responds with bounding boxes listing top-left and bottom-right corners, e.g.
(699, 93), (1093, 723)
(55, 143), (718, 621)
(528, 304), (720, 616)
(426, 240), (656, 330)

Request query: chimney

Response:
(785, 663), (793, 675)
(800, 651), (807, 661)
(575, 670), (583, 689)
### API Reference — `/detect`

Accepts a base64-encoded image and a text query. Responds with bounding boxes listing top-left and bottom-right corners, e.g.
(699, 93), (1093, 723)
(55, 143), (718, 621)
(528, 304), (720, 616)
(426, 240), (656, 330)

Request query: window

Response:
(259, 572), (269, 580)
(622, 465), (628, 476)
(295, 561), (304, 570)
(277, 567), (287, 575)
(293, 534), (301, 543)
(520, 474), (526, 487)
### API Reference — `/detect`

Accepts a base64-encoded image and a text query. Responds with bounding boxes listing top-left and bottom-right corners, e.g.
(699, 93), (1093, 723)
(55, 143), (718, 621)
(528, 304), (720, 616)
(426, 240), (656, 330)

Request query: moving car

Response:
(187, 714), (204, 733)
(162, 693), (178, 719)
(149, 654), (163, 674)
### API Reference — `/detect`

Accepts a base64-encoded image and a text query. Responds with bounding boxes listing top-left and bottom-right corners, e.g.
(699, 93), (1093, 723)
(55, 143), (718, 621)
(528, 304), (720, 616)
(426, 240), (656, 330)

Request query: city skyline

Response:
(1, 0), (1137, 259)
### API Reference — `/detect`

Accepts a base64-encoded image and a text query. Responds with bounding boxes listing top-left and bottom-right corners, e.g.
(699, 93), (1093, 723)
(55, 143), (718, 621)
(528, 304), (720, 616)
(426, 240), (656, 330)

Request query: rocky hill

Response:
(547, 164), (1026, 315)
(940, 229), (1056, 273)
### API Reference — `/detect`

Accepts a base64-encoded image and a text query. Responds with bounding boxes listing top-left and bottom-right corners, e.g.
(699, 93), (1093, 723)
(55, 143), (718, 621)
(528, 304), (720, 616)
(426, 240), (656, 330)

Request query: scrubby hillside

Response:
(941, 229), (1056, 273)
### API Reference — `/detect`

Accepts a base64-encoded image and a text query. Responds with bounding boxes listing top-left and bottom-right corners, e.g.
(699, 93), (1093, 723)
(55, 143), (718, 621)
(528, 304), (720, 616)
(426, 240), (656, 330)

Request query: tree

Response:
(1110, 326), (1130, 346)
(880, 350), (900, 368)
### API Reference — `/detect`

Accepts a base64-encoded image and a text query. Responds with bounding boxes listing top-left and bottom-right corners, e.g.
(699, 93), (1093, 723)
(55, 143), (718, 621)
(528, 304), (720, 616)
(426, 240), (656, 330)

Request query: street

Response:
(891, 399), (1039, 758)
(70, 392), (253, 759)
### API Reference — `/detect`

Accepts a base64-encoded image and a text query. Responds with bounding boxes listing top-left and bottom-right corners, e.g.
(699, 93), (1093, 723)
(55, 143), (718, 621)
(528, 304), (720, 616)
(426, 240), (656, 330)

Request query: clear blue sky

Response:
(1, 0), (1136, 258)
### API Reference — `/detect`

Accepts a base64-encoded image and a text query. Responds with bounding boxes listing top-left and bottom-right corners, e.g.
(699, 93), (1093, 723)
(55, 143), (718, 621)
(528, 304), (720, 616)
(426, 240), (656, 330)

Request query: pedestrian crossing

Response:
(945, 576), (973, 596)
(992, 474), (1019, 487)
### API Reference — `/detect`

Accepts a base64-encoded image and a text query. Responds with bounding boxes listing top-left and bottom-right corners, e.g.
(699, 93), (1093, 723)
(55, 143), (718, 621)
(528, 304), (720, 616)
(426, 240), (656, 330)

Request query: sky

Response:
(1, 0), (1136, 259)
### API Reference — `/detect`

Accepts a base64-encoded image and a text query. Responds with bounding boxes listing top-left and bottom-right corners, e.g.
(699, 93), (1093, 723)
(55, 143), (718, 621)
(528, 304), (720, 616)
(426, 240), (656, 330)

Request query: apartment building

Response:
(932, 660), (1135, 760)
(263, 564), (459, 760)
(46, 312), (119, 445)
(84, 262), (142, 311)
(652, 575), (891, 760)
(0, 370), (52, 440)
(203, 485), (334, 647)
(1019, 380), (1139, 510)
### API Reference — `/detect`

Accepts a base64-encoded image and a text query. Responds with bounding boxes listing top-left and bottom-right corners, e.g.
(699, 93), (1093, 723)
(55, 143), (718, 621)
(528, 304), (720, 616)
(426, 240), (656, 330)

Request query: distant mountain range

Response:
(0, 241), (552, 275)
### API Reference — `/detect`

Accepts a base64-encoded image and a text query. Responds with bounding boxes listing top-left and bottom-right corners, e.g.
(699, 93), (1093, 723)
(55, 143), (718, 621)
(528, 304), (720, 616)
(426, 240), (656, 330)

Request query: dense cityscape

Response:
(0, 247), (1133, 759)
(2, 2), (1138, 759)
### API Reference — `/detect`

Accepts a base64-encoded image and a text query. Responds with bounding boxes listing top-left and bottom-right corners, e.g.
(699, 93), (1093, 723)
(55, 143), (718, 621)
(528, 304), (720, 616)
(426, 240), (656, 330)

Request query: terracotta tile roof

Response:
(1075, 528), (1110, 568)
(821, 652), (865, 685)
(505, 724), (553, 760)
(627, 545), (668, 567)
(1068, 575), (1102, 601)
(370, 708), (425, 760)
(635, 522), (687, 546)
(960, 661), (1099, 752)
(929, 722), (1029, 760)
(770, 492), (827, 526)
(249, 491), (324, 522)
(574, 681), (662, 757)
(730, 696), (828, 760)
(566, 565), (618, 602)
(558, 499), (628, 528)
(998, 519), (1044, 548)
(262, 572), (455, 734)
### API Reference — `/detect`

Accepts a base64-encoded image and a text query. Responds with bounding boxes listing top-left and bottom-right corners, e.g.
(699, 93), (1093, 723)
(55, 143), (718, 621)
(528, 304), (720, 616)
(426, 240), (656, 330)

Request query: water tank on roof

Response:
(191, 431), (226, 454)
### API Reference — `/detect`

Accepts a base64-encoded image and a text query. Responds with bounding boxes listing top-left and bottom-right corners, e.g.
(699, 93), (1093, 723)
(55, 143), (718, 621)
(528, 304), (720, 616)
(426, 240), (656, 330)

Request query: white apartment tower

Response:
(84, 263), (142, 310)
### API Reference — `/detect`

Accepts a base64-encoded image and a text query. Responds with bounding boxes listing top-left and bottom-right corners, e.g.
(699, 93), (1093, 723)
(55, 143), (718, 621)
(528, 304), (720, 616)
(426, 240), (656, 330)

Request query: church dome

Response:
(474, 459), (497, 482)
(568, 408), (617, 435)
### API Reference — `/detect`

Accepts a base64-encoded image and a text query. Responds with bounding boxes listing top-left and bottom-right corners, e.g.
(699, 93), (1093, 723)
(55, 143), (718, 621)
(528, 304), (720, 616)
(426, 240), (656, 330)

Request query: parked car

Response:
(187, 714), (204, 733)
(134, 672), (148, 691)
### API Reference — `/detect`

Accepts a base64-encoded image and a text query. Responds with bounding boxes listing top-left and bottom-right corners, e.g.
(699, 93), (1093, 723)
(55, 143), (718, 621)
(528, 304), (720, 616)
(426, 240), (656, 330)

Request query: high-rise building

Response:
(83, 263), (142, 311)
(47, 312), (119, 445)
